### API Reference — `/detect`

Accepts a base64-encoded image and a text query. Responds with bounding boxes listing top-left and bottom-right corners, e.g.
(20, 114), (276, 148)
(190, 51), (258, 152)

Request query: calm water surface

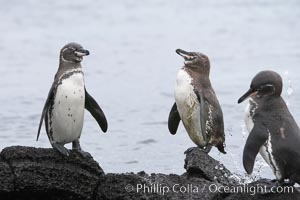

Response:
(0, 0), (300, 182)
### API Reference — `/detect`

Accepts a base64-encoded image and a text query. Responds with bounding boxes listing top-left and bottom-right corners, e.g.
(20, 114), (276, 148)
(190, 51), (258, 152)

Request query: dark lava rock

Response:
(184, 147), (237, 186)
(0, 156), (14, 198)
(96, 172), (223, 200)
(0, 146), (299, 200)
(225, 183), (300, 200)
(225, 179), (300, 200)
(0, 146), (104, 200)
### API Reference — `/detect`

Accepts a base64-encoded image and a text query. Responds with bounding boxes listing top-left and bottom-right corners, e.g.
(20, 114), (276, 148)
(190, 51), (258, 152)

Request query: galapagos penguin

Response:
(168, 49), (226, 154)
(37, 42), (108, 156)
(238, 70), (300, 185)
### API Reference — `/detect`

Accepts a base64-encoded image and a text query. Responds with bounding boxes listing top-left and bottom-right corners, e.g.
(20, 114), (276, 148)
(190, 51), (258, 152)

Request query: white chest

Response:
(174, 69), (205, 146)
(50, 72), (86, 144)
(244, 100), (255, 133)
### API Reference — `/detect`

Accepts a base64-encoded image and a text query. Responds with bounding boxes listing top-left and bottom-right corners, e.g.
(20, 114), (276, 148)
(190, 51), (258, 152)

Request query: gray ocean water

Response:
(0, 0), (300, 181)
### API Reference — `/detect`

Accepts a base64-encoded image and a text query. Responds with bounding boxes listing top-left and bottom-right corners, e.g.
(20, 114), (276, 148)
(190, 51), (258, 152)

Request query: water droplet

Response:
(287, 84), (293, 96)
(285, 70), (289, 76)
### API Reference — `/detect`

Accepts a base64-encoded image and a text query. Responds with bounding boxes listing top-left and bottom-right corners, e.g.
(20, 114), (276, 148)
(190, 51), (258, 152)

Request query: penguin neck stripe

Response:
(58, 69), (83, 84)
(265, 130), (282, 179)
(249, 99), (258, 117)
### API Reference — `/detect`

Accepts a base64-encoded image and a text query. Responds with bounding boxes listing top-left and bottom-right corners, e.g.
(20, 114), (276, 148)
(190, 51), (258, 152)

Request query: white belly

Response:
(174, 69), (205, 147)
(51, 73), (85, 144)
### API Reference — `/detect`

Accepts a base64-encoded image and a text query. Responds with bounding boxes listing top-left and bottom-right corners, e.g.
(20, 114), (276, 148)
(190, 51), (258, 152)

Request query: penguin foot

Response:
(262, 179), (295, 188)
(278, 179), (295, 186)
(74, 149), (92, 158)
(52, 143), (70, 156)
(72, 139), (82, 151)
(71, 139), (92, 158)
(184, 147), (198, 154)
(201, 145), (212, 154)
(184, 146), (212, 154)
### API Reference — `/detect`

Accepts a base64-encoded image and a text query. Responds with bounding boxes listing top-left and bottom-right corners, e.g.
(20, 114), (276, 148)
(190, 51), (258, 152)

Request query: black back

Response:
(245, 95), (300, 183)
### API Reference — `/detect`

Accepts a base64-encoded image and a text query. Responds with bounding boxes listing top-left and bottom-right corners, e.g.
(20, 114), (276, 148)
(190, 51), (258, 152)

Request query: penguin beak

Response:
(238, 88), (257, 103)
(176, 49), (197, 61)
(75, 49), (90, 57)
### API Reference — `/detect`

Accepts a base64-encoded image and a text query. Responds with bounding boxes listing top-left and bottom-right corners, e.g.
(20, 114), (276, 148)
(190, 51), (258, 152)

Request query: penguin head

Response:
(238, 70), (282, 103)
(60, 42), (90, 64)
(176, 49), (210, 74)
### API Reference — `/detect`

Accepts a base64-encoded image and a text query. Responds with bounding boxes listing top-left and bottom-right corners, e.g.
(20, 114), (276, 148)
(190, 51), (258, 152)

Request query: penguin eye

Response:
(260, 84), (275, 94)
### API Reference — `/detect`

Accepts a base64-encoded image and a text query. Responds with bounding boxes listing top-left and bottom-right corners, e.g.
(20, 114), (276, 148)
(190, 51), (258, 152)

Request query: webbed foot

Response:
(72, 139), (92, 158)
(184, 145), (212, 154)
(184, 147), (198, 154)
(278, 179), (295, 187)
(52, 143), (70, 156)
(202, 145), (212, 154)
(74, 150), (92, 158)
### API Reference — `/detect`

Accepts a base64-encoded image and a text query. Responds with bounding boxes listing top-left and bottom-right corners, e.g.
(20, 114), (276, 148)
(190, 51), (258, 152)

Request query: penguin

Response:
(168, 49), (226, 154)
(37, 42), (108, 156)
(238, 70), (300, 185)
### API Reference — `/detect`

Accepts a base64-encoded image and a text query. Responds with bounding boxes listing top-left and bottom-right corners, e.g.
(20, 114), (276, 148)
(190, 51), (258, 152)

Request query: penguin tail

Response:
(217, 143), (226, 154)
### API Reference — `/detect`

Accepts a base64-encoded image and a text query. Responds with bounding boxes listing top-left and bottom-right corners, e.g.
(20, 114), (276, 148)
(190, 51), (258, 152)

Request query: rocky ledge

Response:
(0, 146), (299, 200)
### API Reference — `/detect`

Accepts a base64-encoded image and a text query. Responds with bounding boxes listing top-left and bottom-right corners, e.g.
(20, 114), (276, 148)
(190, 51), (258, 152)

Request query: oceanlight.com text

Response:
(124, 183), (294, 196)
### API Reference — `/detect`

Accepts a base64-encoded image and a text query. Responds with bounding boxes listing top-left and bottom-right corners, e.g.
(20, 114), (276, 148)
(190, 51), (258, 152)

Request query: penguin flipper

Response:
(37, 84), (55, 141)
(85, 88), (108, 133)
(198, 90), (226, 154)
(168, 102), (181, 135)
(243, 124), (268, 174)
(196, 91), (208, 142)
